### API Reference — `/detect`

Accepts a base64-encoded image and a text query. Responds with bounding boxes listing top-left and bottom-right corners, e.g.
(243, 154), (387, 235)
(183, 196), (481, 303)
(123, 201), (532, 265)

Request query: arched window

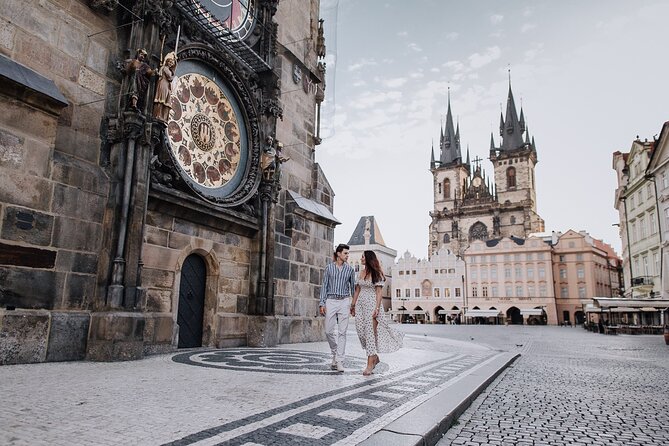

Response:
(443, 233), (450, 243)
(469, 221), (488, 241)
(506, 167), (516, 188)
(443, 179), (451, 199)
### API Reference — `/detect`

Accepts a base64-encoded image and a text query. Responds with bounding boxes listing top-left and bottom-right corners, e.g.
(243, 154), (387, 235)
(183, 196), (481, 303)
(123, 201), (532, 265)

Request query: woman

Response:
(350, 251), (403, 375)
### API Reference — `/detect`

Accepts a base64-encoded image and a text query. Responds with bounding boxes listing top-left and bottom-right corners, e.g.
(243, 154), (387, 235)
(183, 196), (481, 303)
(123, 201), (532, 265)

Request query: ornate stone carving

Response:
(152, 52), (177, 123)
(121, 49), (155, 112)
(89, 0), (118, 12)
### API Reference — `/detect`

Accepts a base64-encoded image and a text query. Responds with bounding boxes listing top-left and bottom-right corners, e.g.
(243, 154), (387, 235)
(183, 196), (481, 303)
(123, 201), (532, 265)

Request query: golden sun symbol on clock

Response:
(167, 73), (242, 189)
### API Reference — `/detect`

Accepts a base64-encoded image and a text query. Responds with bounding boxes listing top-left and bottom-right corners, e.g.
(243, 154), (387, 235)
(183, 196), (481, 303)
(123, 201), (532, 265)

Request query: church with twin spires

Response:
(429, 82), (545, 257)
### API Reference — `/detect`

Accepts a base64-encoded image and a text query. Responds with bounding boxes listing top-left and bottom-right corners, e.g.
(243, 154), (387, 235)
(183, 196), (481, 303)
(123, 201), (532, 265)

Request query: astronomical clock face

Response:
(191, 0), (256, 40)
(166, 61), (249, 201)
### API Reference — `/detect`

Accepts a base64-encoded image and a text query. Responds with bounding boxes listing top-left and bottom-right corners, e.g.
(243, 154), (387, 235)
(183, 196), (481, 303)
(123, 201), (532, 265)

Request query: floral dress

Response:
(354, 276), (404, 357)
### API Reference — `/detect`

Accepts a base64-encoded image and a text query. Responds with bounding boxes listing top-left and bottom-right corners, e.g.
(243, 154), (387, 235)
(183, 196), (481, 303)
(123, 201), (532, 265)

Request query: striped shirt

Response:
(319, 262), (356, 307)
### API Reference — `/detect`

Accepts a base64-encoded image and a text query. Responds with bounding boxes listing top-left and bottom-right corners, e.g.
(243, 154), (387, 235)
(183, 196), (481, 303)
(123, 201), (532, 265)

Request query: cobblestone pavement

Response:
(0, 328), (493, 446)
(426, 325), (669, 446)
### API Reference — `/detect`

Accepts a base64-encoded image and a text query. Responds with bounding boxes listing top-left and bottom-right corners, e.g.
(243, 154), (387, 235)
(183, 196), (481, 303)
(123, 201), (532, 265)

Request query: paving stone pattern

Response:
(0, 330), (491, 446)
(432, 325), (669, 446)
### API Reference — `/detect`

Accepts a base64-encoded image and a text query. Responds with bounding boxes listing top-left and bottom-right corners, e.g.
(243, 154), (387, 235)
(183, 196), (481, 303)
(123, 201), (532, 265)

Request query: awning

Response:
(388, 310), (426, 315)
(608, 307), (639, 313)
(592, 297), (669, 308)
(584, 304), (601, 313)
(641, 307), (661, 312)
(520, 308), (544, 316)
(465, 310), (501, 317)
(438, 310), (461, 315)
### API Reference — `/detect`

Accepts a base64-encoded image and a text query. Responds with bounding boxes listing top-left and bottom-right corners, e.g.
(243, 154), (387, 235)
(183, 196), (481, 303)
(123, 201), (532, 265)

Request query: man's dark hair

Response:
(333, 243), (349, 259)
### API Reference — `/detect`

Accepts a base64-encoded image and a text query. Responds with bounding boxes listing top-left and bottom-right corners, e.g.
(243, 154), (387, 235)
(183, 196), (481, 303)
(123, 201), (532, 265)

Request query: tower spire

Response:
(499, 79), (525, 152)
(440, 87), (461, 164)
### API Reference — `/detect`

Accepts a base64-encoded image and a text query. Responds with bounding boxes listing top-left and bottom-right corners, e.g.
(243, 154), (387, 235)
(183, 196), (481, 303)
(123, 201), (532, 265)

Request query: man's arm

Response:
(319, 265), (330, 308)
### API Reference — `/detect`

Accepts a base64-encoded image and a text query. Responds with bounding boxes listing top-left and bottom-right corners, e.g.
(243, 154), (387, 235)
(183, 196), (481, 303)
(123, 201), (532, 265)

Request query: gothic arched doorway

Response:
(434, 306), (445, 324)
(507, 306), (523, 325)
(177, 254), (207, 348)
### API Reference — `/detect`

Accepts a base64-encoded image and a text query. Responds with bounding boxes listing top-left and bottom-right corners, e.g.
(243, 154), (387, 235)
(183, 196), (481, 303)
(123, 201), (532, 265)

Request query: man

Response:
(319, 243), (356, 372)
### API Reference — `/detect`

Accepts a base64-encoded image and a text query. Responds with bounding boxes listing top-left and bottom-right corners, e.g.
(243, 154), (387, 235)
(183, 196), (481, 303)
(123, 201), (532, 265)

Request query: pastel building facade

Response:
(464, 236), (558, 325)
(390, 248), (466, 323)
(551, 230), (622, 325)
(613, 139), (661, 298)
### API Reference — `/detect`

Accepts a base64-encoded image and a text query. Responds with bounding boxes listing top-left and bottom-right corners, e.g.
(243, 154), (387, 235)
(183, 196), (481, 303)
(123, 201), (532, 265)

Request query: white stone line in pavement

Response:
(186, 353), (468, 446)
(277, 422), (334, 439)
(331, 351), (508, 446)
(413, 376), (441, 382)
(346, 397), (387, 408)
(401, 380), (431, 386)
(387, 385), (420, 392)
(318, 408), (365, 421)
(240, 443), (264, 446)
(371, 391), (405, 400)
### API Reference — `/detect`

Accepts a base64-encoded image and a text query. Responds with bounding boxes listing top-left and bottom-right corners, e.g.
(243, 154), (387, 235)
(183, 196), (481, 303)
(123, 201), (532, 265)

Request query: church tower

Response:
(429, 81), (544, 258)
(429, 91), (470, 256)
(489, 81), (544, 236)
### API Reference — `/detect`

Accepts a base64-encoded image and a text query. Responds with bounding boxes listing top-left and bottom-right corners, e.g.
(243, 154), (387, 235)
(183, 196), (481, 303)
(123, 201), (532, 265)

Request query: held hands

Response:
(350, 304), (356, 316)
(319, 306), (326, 316)
(372, 308), (379, 319)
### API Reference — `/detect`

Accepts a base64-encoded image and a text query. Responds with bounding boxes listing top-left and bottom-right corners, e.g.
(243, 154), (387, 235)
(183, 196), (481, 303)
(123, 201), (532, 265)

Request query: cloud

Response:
(430, 67), (440, 73)
(409, 70), (424, 79)
(408, 43), (423, 52)
(443, 60), (465, 72)
(521, 23), (536, 33)
(490, 14), (504, 24)
(445, 32), (459, 41)
(523, 7), (533, 17)
(352, 80), (367, 87)
(383, 77), (408, 88)
(524, 43), (544, 61)
(468, 46), (501, 69)
(347, 58), (377, 72)
(349, 90), (403, 110)
(397, 31), (408, 37)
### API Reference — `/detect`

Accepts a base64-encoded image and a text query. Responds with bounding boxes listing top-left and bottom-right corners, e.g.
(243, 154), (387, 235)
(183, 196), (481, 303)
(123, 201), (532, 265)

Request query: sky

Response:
(316, 0), (669, 260)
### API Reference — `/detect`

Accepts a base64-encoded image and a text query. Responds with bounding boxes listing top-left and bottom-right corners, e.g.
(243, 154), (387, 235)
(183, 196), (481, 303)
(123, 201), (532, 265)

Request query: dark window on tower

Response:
(506, 167), (516, 188)
(444, 179), (451, 199)
(443, 233), (450, 243)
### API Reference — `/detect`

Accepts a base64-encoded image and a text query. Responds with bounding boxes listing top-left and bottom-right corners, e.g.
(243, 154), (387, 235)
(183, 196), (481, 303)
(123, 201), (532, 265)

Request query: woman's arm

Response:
(372, 283), (383, 318)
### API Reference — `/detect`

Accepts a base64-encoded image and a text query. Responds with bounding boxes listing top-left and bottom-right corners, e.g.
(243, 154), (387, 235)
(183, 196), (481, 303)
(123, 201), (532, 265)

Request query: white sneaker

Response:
(330, 358), (337, 370)
(335, 362), (344, 372)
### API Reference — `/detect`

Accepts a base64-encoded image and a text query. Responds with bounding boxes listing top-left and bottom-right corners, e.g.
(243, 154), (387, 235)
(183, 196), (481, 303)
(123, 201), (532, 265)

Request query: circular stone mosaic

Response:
(172, 348), (367, 375)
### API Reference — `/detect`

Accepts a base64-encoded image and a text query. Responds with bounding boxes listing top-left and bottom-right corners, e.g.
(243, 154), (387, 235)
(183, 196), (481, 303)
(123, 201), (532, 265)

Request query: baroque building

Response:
(612, 139), (661, 299)
(0, 0), (337, 364)
(390, 248), (466, 324)
(429, 84), (544, 257)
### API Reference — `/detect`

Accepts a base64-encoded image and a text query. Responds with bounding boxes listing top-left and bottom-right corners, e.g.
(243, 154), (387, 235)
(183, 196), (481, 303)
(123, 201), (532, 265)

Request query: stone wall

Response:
(0, 0), (117, 364)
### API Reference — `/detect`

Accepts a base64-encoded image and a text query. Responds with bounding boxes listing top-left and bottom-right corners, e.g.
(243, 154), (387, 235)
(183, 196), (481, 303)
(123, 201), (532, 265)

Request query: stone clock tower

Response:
(0, 0), (337, 364)
(429, 82), (544, 257)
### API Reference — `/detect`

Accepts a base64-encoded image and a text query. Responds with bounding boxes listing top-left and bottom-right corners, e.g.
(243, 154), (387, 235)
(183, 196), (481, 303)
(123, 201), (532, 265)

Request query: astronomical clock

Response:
(156, 0), (269, 207)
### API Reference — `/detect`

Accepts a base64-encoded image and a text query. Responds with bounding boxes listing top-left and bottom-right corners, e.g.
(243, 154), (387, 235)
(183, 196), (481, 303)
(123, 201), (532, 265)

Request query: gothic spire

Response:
(430, 141), (436, 168)
(490, 132), (496, 151)
(439, 88), (462, 165)
(499, 81), (525, 152)
(519, 106), (526, 132)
